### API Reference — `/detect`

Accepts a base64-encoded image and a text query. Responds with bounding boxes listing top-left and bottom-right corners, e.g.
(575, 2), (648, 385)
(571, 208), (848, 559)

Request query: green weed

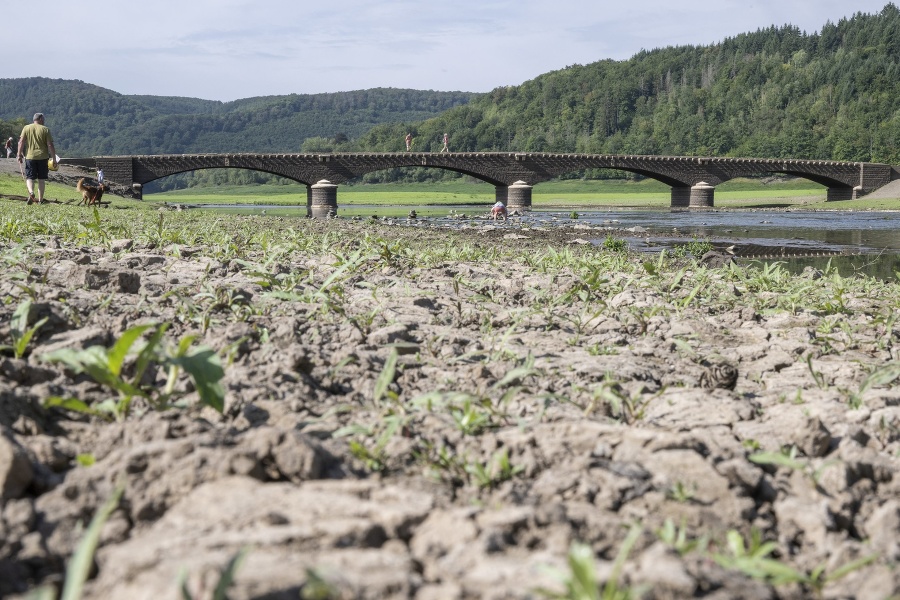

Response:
(671, 238), (713, 259)
(537, 524), (645, 600)
(334, 413), (408, 472)
(656, 519), (708, 556)
(805, 354), (829, 390)
(465, 447), (524, 488)
(749, 445), (838, 486)
(180, 548), (248, 600)
(666, 481), (697, 503)
(27, 485), (124, 600)
(849, 361), (900, 408)
(42, 323), (225, 420)
(0, 300), (48, 359)
(714, 529), (877, 596)
(602, 235), (627, 253)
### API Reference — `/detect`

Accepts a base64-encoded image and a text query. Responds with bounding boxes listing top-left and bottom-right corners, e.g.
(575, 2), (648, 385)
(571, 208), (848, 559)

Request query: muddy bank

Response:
(0, 215), (898, 599)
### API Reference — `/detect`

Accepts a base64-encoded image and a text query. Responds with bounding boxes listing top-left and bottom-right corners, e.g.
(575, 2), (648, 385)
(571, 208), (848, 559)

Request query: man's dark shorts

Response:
(24, 159), (49, 180)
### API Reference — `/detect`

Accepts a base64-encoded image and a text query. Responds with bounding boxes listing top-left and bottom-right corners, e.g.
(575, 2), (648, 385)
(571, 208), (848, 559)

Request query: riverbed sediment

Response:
(0, 196), (898, 599)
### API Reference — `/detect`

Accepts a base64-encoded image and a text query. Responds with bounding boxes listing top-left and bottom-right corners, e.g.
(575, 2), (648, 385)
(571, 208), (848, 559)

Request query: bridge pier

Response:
(494, 185), (508, 206)
(310, 180), (338, 218)
(826, 186), (855, 201)
(506, 180), (532, 212)
(671, 182), (714, 208)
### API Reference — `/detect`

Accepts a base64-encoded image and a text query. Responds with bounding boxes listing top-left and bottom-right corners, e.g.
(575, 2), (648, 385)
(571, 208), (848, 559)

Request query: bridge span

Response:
(63, 153), (898, 216)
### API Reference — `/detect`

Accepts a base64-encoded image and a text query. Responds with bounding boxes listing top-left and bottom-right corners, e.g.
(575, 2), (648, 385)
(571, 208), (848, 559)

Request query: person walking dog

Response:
(17, 113), (58, 205)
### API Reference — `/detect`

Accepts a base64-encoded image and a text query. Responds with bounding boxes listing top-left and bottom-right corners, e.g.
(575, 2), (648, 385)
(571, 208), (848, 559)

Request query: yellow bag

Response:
(48, 157), (58, 171)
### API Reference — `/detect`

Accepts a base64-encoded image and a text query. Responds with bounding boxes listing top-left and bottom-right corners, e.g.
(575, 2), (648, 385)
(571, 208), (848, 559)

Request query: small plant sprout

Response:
(714, 529), (877, 595)
(26, 484), (124, 600)
(465, 447), (524, 488)
(300, 567), (342, 599)
(537, 523), (645, 600)
(749, 445), (839, 486)
(373, 349), (400, 407)
(42, 323), (225, 420)
(666, 480), (697, 503)
(0, 300), (48, 359)
(848, 361), (900, 409)
(333, 413), (408, 472)
(656, 519), (708, 556)
(180, 547), (248, 600)
(805, 354), (829, 390)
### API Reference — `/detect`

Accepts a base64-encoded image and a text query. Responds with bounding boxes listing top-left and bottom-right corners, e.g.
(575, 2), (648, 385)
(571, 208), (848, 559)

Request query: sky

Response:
(5, 1), (892, 102)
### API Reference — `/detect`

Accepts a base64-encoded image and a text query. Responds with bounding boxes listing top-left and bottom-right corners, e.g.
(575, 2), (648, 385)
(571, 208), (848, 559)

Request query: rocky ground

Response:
(0, 169), (898, 599)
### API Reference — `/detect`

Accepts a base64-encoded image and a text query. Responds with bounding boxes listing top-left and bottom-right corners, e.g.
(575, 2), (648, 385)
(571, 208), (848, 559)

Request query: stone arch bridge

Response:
(64, 153), (898, 216)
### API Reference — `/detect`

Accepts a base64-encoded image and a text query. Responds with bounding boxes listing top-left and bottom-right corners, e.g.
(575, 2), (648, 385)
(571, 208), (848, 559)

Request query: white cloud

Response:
(5, 0), (891, 101)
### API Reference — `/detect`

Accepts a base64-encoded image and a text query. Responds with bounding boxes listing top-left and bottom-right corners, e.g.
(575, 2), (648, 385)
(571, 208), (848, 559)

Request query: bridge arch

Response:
(65, 153), (896, 211)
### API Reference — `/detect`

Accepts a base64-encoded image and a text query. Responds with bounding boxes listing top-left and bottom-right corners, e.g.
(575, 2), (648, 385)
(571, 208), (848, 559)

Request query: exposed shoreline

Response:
(0, 209), (898, 598)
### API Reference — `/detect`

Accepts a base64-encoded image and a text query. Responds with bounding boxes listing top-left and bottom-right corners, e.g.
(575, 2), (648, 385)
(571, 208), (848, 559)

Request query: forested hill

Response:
(0, 79), (476, 156)
(361, 4), (900, 164)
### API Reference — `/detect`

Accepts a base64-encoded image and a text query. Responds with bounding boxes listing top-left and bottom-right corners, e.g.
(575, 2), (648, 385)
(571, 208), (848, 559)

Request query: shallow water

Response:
(196, 204), (900, 279)
(564, 209), (900, 251)
(539, 208), (900, 280)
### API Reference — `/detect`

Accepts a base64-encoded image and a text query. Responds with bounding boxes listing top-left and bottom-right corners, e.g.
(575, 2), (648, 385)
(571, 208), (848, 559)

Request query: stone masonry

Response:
(63, 153), (898, 210)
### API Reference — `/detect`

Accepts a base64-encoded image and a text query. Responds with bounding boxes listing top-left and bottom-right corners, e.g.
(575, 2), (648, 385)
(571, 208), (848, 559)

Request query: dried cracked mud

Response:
(0, 187), (898, 599)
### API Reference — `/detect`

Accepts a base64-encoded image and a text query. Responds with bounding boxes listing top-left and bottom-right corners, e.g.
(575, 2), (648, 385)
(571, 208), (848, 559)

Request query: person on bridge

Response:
(491, 200), (507, 221)
(405, 132), (412, 151)
(440, 133), (449, 153)
(17, 113), (58, 205)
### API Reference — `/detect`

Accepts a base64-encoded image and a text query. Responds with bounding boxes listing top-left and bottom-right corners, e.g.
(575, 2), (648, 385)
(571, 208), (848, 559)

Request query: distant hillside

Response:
(0, 78), (476, 155)
(359, 4), (900, 166)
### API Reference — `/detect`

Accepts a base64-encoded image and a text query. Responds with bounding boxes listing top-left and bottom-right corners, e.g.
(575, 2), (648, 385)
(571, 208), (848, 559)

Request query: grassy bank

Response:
(143, 177), (900, 211)
(2, 172), (900, 211)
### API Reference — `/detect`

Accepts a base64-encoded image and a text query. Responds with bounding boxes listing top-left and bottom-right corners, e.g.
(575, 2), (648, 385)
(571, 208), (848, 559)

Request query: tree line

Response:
(0, 80), (474, 156)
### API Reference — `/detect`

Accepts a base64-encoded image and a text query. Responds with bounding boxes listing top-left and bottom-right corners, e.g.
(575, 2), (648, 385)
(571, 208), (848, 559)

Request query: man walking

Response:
(440, 132), (449, 153)
(4, 137), (14, 159)
(17, 113), (58, 205)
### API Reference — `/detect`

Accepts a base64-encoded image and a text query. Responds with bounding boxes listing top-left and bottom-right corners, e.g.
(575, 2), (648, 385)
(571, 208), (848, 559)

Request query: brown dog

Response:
(76, 178), (105, 206)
